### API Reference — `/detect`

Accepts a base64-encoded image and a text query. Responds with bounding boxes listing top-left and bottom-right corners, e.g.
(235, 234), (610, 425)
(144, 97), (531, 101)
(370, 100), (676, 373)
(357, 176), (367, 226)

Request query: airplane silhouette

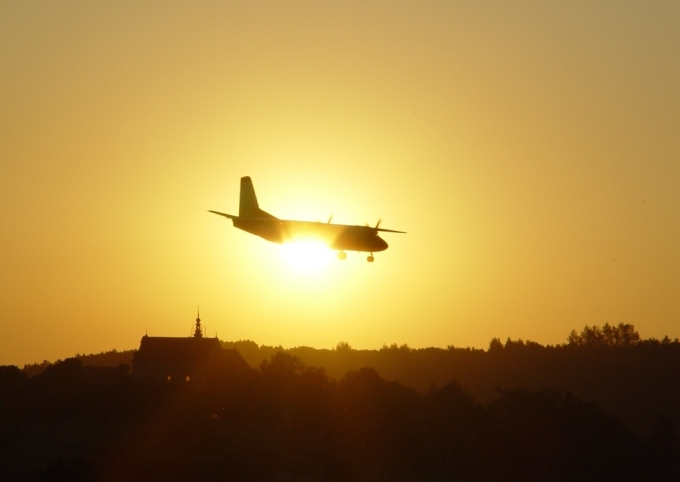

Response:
(209, 177), (405, 262)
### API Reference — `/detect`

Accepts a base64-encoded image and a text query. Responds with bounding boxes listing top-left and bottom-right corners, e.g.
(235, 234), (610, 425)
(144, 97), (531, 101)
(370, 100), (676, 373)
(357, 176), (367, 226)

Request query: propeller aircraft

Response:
(209, 177), (405, 262)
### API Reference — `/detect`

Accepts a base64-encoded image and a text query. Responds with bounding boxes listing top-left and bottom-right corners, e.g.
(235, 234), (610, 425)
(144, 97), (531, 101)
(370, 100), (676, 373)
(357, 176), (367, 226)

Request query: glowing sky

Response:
(1, 2), (678, 366)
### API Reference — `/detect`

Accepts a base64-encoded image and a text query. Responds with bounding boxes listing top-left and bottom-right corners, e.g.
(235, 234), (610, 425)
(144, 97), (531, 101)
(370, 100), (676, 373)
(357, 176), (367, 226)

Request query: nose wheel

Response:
(367, 253), (374, 263)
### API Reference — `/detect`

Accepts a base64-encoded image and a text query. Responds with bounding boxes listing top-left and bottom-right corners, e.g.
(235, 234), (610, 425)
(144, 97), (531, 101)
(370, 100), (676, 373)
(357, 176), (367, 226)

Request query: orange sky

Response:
(1, 2), (678, 366)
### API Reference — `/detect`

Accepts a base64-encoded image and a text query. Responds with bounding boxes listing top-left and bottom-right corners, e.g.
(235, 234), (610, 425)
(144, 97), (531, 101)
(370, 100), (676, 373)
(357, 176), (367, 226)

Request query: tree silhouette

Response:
(567, 323), (641, 347)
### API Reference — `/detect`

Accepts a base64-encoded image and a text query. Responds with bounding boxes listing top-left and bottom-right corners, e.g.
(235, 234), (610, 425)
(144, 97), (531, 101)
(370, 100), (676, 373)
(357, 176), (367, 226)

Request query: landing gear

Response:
(337, 251), (375, 262)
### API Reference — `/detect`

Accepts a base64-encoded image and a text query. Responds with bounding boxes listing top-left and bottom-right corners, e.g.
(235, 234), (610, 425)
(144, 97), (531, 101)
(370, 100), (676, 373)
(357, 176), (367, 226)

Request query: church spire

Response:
(193, 306), (203, 338)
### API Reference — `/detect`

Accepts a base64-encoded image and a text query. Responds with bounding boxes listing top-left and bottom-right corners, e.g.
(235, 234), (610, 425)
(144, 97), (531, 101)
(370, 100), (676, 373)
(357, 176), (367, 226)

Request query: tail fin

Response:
(239, 177), (277, 219)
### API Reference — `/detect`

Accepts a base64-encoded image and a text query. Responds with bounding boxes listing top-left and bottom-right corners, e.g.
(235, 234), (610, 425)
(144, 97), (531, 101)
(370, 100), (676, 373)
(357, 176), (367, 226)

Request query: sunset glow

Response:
(0, 2), (678, 367)
(280, 240), (335, 273)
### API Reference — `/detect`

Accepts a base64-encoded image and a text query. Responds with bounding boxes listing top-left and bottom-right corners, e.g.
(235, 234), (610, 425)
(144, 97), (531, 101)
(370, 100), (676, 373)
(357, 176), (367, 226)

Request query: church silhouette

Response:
(132, 309), (250, 382)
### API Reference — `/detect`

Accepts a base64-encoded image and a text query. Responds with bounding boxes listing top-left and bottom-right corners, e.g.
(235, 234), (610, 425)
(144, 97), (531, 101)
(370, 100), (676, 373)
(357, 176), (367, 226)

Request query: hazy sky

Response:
(1, 1), (678, 366)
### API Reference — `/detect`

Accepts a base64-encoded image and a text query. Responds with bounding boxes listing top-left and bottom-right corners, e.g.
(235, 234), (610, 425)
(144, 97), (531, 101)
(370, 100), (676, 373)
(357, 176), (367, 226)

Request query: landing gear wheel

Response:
(367, 254), (374, 263)
(337, 251), (347, 260)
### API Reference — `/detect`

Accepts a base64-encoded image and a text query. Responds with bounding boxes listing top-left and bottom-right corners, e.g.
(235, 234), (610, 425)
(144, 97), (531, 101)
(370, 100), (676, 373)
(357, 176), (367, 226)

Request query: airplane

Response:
(209, 176), (405, 262)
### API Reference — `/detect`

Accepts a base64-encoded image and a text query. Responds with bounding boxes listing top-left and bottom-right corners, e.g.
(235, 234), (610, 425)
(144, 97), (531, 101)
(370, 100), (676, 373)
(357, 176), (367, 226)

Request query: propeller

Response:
(368, 218), (406, 234)
(327, 215), (333, 224)
(365, 219), (406, 233)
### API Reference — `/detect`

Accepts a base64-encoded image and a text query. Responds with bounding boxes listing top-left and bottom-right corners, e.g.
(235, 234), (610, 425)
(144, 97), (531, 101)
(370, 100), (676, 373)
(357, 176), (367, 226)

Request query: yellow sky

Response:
(1, 1), (678, 366)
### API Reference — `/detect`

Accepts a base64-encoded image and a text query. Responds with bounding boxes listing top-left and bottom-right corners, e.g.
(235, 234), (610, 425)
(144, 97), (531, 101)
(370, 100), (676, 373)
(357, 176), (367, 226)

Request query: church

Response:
(132, 310), (250, 382)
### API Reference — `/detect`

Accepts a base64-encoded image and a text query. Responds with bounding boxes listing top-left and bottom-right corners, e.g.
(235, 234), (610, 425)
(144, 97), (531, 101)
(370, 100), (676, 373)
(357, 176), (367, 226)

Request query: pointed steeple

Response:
(193, 306), (203, 338)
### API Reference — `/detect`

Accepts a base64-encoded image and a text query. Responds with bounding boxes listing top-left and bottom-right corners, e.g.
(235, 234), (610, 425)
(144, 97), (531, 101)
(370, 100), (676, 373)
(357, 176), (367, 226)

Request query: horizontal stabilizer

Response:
(208, 210), (237, 219)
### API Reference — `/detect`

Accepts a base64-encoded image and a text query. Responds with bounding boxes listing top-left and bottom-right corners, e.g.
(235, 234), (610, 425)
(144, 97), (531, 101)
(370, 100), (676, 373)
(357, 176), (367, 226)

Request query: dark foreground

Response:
(1, 352), (679, 482)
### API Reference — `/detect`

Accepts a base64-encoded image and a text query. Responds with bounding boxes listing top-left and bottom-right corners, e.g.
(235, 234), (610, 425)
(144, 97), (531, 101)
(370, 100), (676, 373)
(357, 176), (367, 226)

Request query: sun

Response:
(280, 240), (335, 273)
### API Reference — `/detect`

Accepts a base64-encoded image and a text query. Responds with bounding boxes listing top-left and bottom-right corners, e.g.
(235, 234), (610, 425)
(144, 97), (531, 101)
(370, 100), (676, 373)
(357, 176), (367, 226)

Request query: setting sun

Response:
(280, 240), (335, 273)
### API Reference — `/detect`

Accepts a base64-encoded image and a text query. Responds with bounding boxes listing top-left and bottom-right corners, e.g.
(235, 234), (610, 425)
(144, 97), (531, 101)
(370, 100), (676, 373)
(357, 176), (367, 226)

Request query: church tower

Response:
(193, 307), (203, 338)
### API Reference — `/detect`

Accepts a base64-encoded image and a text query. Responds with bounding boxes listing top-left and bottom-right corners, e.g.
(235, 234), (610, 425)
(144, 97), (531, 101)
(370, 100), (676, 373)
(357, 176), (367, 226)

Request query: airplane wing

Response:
(208, 210), (238, 219)
(282, 220), (406, 234)
(375, 227), (406, 234)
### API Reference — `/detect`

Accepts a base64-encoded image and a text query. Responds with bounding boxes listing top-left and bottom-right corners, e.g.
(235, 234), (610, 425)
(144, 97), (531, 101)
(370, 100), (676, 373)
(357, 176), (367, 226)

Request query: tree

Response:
(488, 337), (504, 352)
(567, 323), (640, 347)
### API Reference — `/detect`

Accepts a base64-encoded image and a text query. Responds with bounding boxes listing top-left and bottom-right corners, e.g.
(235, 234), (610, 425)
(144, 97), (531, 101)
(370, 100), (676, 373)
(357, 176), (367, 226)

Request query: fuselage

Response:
(232, 217), (389, 252)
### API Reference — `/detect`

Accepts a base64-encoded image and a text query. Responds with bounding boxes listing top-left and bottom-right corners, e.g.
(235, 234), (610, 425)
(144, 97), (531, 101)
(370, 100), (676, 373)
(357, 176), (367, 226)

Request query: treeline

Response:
(22, 349), (135, 378)
(220, 324), (680, 435)
(21, 324), (680, 435)
(2, 353), (678, 481)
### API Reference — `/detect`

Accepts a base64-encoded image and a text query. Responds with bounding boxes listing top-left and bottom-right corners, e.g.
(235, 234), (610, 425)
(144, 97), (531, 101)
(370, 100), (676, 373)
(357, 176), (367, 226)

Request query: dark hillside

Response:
(26, 324), (680, 435)
(22, 349), (135, 378)
(2, 352), (678, 481)
(221, 325), (680, 435)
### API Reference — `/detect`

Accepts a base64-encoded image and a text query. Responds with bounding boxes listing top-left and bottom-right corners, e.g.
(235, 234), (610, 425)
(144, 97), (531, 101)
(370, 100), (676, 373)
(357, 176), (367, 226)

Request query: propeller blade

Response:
(363, 219), (405, 233)
(327, 215), (333, 224)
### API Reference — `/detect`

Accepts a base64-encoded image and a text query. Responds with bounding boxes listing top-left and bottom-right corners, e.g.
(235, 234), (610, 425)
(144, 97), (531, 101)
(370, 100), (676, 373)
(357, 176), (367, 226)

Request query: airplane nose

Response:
(376, 236), (388, 251)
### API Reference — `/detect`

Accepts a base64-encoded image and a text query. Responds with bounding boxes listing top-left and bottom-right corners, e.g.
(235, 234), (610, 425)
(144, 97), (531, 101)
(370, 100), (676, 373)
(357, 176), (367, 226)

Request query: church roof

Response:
(133, 336), (221, 365)
(131, 310), (251, 379)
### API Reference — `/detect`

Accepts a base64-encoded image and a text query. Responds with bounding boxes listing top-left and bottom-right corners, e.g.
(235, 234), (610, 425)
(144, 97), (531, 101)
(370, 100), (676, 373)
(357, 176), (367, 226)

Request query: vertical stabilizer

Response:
(239, 177), (259, 217)
(239, 177), (277, 219)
